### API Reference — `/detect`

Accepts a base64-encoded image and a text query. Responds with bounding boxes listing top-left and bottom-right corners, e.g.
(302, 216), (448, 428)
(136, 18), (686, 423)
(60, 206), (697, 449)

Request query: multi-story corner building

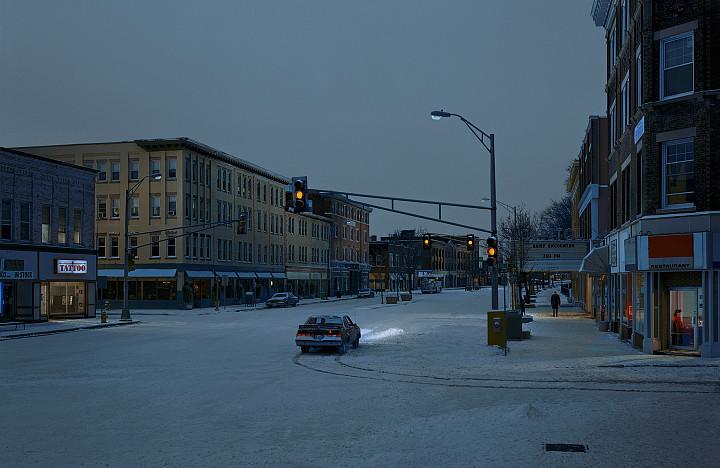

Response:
(568, 116), (609, 317)
(19, 138), (290, 308)
(591, 0), (720, 357)
(285, 210), (331, 298)
(0, 148), (97, 321)
(309, 193), (371, 295)
(369, 238), (417, 292)
(379, 230), (480, 289)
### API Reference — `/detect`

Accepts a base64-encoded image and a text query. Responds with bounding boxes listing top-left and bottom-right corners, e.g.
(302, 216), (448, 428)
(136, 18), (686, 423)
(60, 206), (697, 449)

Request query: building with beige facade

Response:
(285, 211), (331, 298)
(19, 138), (291, 308)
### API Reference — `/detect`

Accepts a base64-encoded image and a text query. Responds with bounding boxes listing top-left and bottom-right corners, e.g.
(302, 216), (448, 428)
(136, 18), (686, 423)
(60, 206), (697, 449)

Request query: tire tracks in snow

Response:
(292, 354), (720, 394)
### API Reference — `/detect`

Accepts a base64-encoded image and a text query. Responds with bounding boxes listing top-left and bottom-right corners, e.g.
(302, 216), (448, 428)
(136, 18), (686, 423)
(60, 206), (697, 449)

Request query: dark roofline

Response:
(134, 138), (289, 185)
(1, 147), (97, 174)
(15, 137), (289, 184)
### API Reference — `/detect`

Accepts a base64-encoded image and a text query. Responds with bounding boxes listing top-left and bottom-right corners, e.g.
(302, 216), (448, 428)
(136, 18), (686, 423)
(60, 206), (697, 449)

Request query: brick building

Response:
(0, 148), (97, 321)
(369, 239), (416, 292)
(568, 116), (609, 317)
(591, 0), (720, 356)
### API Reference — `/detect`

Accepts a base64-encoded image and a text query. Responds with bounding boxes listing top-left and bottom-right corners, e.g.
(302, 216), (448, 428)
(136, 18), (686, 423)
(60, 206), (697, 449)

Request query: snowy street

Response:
(2, 288), (719, 467)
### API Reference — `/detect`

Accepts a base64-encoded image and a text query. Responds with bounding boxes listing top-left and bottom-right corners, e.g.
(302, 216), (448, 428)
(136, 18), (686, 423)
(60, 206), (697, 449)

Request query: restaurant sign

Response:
(56, 259), (88, 274)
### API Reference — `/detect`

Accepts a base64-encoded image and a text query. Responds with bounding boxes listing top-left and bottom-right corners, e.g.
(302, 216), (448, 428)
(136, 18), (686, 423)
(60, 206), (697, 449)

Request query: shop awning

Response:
(97, 269), (177, 278)
(236, 272), (257, 279)
(98, 269), (123, 277)
(216, 271), (236, 278)
(272, 272), (287, 279)
(579, 245), (609, 275)
(185, 270), (215, 278)
(256, 272), (273, 279)
(287, 271), (310, 280)
(131, 269), (176, 278)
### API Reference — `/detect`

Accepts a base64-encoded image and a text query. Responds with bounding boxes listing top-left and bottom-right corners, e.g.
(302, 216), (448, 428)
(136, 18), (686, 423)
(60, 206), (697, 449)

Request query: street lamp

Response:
(431, 109), (499, 309)
(121, 173), (162, 321)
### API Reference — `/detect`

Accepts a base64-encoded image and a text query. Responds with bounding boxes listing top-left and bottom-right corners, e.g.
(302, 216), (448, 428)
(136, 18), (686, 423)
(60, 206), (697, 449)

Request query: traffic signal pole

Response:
(490, 133), (499, 310)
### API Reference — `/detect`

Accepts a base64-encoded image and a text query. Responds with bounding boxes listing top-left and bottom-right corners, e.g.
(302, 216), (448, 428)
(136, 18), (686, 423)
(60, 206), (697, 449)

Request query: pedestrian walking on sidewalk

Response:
(551, 291), (561, 317)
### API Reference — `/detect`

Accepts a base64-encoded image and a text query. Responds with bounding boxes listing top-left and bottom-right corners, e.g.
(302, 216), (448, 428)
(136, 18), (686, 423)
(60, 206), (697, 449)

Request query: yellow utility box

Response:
(487, 311), (507, 350)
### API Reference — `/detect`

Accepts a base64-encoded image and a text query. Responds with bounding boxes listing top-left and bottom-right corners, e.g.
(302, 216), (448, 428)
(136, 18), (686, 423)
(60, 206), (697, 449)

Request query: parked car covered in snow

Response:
(265, 292), (299, 308)
(295, 315), (361, 354)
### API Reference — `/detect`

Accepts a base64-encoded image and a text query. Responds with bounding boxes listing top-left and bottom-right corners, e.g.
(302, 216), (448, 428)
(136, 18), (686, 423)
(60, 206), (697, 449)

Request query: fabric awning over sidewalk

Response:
(579, 244), (609, 275)
(255, 272), (273, 279)
(97, 269), (176, 278)
(185, 270), (215, 278)
(236, 272), (257, 279)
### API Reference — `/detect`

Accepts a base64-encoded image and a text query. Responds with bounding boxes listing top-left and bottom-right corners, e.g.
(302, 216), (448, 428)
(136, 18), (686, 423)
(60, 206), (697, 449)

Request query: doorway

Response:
(669, 288), (702, 351)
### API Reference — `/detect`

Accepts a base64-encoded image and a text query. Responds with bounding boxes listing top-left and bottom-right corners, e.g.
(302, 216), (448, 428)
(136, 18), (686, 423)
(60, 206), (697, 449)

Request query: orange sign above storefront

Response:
(648, 234), (693, 259)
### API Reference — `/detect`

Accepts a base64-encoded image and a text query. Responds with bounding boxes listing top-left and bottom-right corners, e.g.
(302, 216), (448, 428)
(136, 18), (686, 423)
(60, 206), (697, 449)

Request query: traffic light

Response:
(127, 252), (136, 272)
(466, 235), (475, 251)
(486, 236), (497, 267)
(236, 216), (247, 235)
(292, 176), (307, 212)
(422, 234), (431, 250)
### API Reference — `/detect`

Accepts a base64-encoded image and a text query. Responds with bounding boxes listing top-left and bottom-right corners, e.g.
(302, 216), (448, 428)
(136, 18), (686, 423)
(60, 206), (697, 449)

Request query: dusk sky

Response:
(0, 0), (606, 236)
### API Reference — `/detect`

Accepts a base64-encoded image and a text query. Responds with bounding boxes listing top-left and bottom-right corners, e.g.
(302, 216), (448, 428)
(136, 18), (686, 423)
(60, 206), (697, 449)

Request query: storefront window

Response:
(43, 282), (86, 317)
(634, 273), (645, 334)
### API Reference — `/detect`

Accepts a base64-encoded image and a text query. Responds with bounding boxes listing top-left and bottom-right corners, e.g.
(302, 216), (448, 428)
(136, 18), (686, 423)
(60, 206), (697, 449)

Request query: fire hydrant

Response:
(101, 300), (110, 323)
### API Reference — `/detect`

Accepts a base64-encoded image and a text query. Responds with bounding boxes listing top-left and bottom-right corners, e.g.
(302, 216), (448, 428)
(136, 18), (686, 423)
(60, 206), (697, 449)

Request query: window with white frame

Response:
(151, 235), (160, 258)
(663, 138), (694, 207)
(609, 100), (617, 147)
(167, 237), (176, 258)
(621, 73), (630, 129)
(167, 157), (177, 179)
(621, 0), (628, 44)
(609, 24), (616, 68)
(167, 194), (177, 217)
(151, 195), (161, 218)
(661, 32), (694, 99)
(636, 45), (642, 108)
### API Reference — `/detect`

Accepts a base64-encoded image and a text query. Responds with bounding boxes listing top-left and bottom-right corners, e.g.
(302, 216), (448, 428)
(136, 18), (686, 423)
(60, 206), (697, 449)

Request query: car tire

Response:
(352, 337), (359, 349)
(338, 342), (347, 354)
(300, 346), (309, 353)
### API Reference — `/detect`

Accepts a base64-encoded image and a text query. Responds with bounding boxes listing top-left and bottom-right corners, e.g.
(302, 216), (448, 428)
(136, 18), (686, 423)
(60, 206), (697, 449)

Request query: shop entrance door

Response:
(669, 288), (702, 351)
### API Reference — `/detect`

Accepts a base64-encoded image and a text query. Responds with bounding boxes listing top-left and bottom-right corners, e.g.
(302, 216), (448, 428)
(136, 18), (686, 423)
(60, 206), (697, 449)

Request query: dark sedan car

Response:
(295, 315), (361, 354)
(265, 292), (299, 308)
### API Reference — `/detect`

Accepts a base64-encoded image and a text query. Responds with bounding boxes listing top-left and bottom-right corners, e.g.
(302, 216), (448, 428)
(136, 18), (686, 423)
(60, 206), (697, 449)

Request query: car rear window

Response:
(305, 316), (343, 325)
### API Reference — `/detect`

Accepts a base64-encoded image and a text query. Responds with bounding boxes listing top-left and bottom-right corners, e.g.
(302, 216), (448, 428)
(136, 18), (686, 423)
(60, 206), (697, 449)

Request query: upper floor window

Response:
(1, 199), (12, 240)
(609, 24), (617, 69)
(621, 73), (630, 129)
(111, 161), (120, 182)
(41, 205), (51, 243)
(185, 156), (191, 182)
(57, 207), (67, 244)
(192, 159), (198, 181)
(73, 209), (82, 244)
(150, 158), (160, 177)
(663, 138), (694, 208)
(167, 157), (177, 179)
(20, 202), (31, 242)
(636, 46), (642, 109)
(129, 160), (140, 181)
(661, 33), (694, 100)
(151, 195), (161, 218)
(97, 160), (107, 182)
(199, 161), (205, 184)
(621, 0), (628, 44)
(609, 100), (617, 147)
(130, 196), (139, 218)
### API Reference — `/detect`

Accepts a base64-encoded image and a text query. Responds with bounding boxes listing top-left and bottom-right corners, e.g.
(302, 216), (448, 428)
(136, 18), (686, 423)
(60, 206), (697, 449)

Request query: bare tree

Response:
(499, 206), (538, 310)
(536, 195), (572, 240)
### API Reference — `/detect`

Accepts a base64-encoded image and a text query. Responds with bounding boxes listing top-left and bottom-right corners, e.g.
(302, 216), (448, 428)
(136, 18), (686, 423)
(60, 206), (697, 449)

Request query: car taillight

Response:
(326, 330), (340, 336)
(296, 331), (310, 337)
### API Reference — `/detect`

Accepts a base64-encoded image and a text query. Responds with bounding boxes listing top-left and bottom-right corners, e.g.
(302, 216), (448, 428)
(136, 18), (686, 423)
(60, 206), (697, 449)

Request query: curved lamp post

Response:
(431, 109), (498, 310)
(120, 173), (162, 321)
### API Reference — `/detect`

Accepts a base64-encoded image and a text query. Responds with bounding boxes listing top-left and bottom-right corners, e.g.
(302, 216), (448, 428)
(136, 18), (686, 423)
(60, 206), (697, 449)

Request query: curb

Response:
(0, 320), (141, 340)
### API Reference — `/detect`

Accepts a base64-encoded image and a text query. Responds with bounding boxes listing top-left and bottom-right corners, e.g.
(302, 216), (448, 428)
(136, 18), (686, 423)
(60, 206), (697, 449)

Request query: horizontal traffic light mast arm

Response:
(315, 190), (493, 211)
(129, 218), (245, 250)
(128, 213), (248, 237)
(357, 200), (493, 235)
